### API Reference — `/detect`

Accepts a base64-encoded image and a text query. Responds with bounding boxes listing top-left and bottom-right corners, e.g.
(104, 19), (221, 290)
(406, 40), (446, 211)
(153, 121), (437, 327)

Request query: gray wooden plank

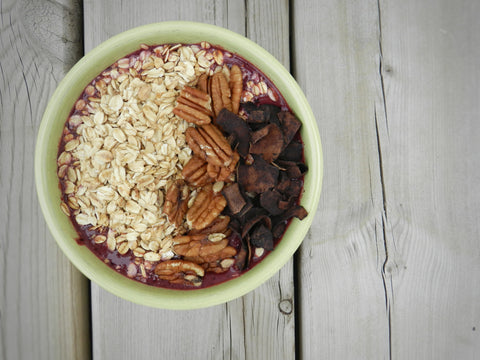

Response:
(378, 0), (480, 358)
(82, 0), (295, 359)
(292, 0), (391, 358)
(294, 0), (480, 359)
(0, 1), (90, 359)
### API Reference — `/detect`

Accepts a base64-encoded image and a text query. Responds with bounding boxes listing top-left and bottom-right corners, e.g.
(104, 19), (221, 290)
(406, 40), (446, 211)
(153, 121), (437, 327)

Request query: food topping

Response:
(57, 42), (308, 289)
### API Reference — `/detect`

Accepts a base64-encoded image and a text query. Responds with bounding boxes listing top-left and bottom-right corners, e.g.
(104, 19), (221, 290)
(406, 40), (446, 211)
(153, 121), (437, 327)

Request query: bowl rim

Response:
(34, 21), (323, 310)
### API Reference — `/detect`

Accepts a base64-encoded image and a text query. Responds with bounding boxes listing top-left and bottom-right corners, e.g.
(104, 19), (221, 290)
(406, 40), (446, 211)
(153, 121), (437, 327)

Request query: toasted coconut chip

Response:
(250, 224), (274, 251)
(249, 123), (284, 163)
(278, 111), (302, 148)
(259, 189), (283, 216)
(241, 207), (271, 238)
(222, 183), (247, 215)
(215, 108), (251, 157)
(237, 155), (278, 193)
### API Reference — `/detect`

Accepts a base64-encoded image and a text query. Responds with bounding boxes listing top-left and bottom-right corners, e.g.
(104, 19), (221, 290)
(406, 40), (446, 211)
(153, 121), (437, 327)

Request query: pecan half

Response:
(182, 156), (215, 186)
(189, 215), (230, 236)
(186, 184), (227, 230)
(175, 238), (228, 258)
(186, 124), (234, 168)
(229, 65), (243, 114)
(154, 260), (204, 286)
(206, 150), (239, 182)
(163, 181), (190, 227)
(210, 72), (232, 117)
(201, 246), (237, 273)
(197, 74), (209, 93)
(173, 235), (237, 273)
(173, 86), (213, 125)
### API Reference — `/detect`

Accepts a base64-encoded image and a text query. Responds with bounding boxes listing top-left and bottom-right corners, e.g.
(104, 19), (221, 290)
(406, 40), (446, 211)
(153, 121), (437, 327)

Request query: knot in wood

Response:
(278, 299), (293, 315)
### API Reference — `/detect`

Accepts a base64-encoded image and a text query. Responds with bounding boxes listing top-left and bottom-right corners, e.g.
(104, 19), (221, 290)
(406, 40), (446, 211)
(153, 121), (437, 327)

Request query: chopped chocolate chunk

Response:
(215, 108), (251, 157)
(278, 111), (302, 147)
(250, 224), (274, 251)
(237, 155), (279, 193)
(279, 141), (303, 162)
(222, 183), (247, 215)
(259, 189), (283, 215)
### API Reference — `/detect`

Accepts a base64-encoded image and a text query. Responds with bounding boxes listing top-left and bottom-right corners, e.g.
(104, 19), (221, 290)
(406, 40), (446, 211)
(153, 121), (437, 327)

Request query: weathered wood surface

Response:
(0, 1), (90, 360)
(83, 1), (295, 359)
(2, 0), (480, 359)
(293, 0), (480, 359)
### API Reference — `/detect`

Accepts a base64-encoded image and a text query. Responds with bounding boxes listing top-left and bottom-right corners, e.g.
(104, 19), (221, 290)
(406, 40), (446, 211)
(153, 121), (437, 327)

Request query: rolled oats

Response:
(58, 44), (214, 263)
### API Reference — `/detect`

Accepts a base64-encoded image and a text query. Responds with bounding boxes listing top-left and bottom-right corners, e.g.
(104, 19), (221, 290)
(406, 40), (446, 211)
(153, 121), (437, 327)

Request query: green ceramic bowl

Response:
(34, 21), (323, 310)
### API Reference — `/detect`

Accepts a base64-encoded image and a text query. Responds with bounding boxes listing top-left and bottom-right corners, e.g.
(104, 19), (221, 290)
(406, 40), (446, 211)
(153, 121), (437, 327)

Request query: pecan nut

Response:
(163, 181), (190, 227)
(174, 237), (228, 258)
(186, 124), (234, 167)
(210, 72), (232, 117)
(182, 156), (215, 186)
(191, 246), (237, 273)
(189, 215), (230, 236)
(186, 184), (227, 230)
(173, 86), (213, 125)
(154, 260), (204, 286)
(229, 65), (242, 114)
(197, 74), (209, 93)
(173, 235), (237, 273)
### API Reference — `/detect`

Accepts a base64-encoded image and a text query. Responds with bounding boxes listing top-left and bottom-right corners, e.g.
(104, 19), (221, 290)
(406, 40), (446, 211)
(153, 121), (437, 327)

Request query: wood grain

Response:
(83, 1), (295, 359)
(294, 0), (480, 359)
(292, 0), (391, 358)
(0, 1), (90, 360)
(378, 0), (480, 358)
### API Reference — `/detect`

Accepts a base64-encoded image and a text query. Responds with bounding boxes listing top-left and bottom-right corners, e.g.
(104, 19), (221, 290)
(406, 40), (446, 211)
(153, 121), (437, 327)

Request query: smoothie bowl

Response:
(35, 22), (323, 309)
